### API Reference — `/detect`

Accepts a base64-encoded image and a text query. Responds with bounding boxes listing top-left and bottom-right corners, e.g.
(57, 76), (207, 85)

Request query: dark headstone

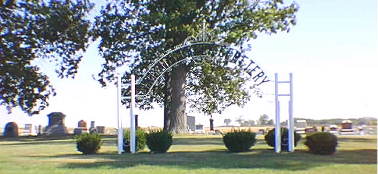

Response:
(96, 126), (105, 134)
(78, 120), (87, 128)
(210, 118), (214, 131)
(24, 124), (32, 135)
(187, 116), (195, 132)
(37, 125), (42, 135)
(73, 128), (84, 135)
(4, 122), (19, 137)
(45, 112), (68, 136)
(90, 121), (95, 129)
(89, 121), (97, 134)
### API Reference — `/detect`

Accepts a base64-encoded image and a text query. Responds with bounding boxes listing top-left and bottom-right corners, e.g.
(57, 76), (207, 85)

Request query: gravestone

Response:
(45, 112), (68, 136)
(78, 120), (87, 128)
(209, 118), (214, 131)
(4, 122), (19, 137)
(89, 121), (97, 134)
(96, 126), (105, 134)
(37, 125), (42, 135)
(24, 124), (32, 135)
(187, 116), (195, 132)
(73, 120), (88, 135)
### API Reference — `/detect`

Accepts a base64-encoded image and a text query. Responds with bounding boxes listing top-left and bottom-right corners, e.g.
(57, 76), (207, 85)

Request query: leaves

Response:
(92, 0), (299, 115)
(0, 0), (93, 115)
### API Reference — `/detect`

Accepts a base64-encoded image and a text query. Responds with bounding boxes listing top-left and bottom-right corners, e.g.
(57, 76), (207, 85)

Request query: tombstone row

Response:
(2, 112), (105, 137)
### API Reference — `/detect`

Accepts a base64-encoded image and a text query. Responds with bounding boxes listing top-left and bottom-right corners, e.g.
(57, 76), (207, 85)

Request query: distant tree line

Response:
(294, 117), (377, 126)
(223, 116), (376, 127)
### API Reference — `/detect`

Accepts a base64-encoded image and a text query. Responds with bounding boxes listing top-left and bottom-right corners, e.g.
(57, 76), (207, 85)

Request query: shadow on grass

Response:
(5, 135), (377, 171)
(0, 135), (116, 146)
(173, 137), (224, 145)
(337, 137), (377, 143)
(54, 148), (376, 171)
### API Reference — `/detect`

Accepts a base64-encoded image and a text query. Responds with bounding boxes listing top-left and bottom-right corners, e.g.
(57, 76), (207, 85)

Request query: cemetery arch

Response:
(117, 31), (272, 153)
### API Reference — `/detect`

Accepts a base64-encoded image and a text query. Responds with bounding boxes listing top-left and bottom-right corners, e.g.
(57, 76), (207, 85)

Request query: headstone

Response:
(89, 121), (97, 134)
(209, 118), (214, 131)
(78, 120), (87, 128)
(37, 125), (42, 135)
(187, 116), (195, 132)
(96, 126), (105, 134)
(45, 112), (68, 136)
(73, 120), (88, 135)
(24, 124), (32, 135)
(4, 122), (19, 137)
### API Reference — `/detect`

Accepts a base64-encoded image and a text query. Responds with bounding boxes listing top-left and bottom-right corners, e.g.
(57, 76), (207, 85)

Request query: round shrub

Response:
(304, 132), (337, 155)
(146, 130), (173, 153)
(223, 130), (256, 152)
(123, 128), (147, 152)
(264, 128), (301, 151)
(75, 133), (102, 155)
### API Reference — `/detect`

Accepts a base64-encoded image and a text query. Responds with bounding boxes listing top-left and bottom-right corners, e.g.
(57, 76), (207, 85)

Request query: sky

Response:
(1, 0), (377, 130)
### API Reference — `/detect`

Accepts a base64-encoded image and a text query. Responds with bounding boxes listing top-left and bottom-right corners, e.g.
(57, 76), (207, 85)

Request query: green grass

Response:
(0, 135), (376, 174)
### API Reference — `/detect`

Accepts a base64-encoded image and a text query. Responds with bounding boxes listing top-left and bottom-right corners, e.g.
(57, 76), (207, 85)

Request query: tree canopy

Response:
(0, 0), (93, 114)
(92, 0), (298, 132)
(1, 0), (298, 134)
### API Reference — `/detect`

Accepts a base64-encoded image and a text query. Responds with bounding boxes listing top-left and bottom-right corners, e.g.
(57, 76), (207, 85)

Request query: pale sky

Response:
(1, 0), (377, 130)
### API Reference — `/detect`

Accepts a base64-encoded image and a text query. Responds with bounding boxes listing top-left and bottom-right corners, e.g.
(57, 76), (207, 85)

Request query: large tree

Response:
(0, 0), (93, 115)
(92, 0), (298, 133)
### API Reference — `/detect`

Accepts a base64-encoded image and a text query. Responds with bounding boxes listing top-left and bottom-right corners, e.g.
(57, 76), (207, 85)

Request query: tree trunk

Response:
(163, 65), (188, 134)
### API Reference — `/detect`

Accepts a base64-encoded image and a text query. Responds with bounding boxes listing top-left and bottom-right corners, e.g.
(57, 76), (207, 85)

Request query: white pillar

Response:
(130, 74), (136, 153)
(288, 73), (295, 152)
(274, 73), (281, 153)
(117, 73), (124, 154)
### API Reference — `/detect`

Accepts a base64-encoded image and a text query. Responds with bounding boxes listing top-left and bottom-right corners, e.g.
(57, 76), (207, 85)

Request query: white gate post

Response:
(275, 73), (295, 153)
(274, 73), (281, 153)
(130, 74), (136, 153)
(288, 73), (295, 152)
(117, 73), (124, 154)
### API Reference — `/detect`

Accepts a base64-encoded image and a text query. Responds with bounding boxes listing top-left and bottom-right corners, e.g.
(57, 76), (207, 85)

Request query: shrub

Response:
(264, 128), (301, 151)
(123, 129), (147, 152)
(304, 132), (338, 155)
(75, 133), (102, 155)
(223, 129), (256, 152)
(146, 130), (173, 153)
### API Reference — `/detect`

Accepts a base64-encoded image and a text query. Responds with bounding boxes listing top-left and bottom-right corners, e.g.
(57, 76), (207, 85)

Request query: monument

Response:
(73, 120), (88, 135)
(89, 121), (97, 134)
(45, 112), (68, 136)
(3, 122), (19, 137)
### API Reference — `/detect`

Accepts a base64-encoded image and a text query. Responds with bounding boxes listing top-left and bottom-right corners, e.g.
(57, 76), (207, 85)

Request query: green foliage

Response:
(304, 132), (338, 155)
(223, 129), (256, 152)
(92, 0), (299, 115)
(75, 133), (102, 155)
(123, 129), (147, 152)
(146, 130), (173, 153)
(264, 128), (301, 151)
(0, 0), (93, 115)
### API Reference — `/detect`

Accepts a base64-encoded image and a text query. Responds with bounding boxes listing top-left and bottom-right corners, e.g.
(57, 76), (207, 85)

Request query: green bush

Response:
(123, 129), (146, 152)
(146, 130), (173, 153)
(75, 133), (102, 155)
(304, 132), (338, 155)
(264, 128), (301, 151)
(223, 130), (256, 152)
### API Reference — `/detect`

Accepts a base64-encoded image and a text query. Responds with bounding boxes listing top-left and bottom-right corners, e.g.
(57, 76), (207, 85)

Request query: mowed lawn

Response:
(0, 134), (376, 174)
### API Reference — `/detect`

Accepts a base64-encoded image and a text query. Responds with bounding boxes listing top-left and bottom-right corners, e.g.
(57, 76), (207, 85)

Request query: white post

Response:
(130, 74), (136, 153)
(288, 73), (295, 152)
(117, 73), (124, 154)
(274, 73), (281, 153)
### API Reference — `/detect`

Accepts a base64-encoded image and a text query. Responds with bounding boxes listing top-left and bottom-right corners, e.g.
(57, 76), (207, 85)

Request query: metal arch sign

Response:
(122, 33), (270, 100)
(118, 30), (271, 154)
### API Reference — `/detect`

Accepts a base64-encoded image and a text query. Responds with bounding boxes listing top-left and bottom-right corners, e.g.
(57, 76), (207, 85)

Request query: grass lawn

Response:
(0, 134), (376, 174)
